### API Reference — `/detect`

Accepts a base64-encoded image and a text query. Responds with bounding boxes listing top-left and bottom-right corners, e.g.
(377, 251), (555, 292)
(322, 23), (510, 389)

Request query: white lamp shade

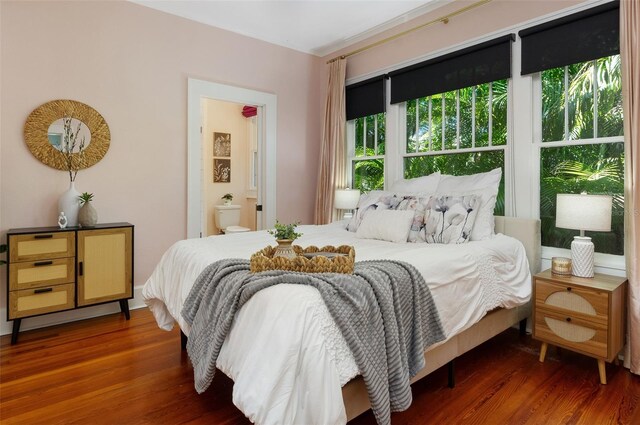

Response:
(555, 193), (612, 232)
(334, 188), (360, 210)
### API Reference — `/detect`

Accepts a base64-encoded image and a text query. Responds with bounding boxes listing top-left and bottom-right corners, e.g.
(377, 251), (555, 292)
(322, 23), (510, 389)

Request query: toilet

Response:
(213, 205), (251, 234)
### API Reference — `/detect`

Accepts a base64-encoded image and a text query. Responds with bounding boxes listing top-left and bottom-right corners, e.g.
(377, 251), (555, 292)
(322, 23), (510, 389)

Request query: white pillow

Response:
(436, 168), (501, 193)
(390, 172), (440, 193)
(436, 168), (501, 241)
(356, 209), (415, 243)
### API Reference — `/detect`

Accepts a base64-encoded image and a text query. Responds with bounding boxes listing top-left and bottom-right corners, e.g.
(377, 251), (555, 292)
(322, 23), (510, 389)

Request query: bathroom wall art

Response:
(213, 132), (231, 157)
(214, 158), (231, 183)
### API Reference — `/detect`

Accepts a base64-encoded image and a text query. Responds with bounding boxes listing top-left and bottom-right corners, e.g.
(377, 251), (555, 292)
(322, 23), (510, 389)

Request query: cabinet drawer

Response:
(535, 278), (609, 322)
(9, 258), (75, 291)
(9, 232), (75, 262)
(535, 308), (607, 358)
(9, 283), (75, 319)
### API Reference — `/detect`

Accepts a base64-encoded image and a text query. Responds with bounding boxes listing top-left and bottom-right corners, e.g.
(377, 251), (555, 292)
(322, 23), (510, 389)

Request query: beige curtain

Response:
(621, 0), (640, 374)
(315, 59), (347, 224)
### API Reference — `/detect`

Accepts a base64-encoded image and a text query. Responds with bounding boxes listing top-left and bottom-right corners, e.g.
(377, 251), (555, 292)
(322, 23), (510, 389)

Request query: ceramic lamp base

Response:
(571, 236), (594, 278)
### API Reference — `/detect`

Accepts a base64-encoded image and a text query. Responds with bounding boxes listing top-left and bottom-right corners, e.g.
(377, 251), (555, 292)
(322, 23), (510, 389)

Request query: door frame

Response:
(187, 78), (277, 238)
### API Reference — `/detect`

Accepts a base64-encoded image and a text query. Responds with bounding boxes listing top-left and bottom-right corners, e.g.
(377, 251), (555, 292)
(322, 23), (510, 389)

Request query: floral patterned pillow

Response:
(409, 195), (480, 244)
(346, 192), (419, 232)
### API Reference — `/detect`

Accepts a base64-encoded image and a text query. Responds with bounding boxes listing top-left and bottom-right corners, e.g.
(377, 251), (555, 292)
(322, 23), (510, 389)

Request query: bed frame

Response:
(342, 216), (541, 421)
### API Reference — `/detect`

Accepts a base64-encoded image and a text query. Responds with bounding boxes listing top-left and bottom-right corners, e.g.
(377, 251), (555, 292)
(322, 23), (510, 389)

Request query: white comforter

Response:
(143, 222), (531, 424)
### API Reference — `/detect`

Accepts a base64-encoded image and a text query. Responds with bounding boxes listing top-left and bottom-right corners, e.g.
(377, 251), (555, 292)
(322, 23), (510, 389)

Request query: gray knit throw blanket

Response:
(181, 258), (445, 425)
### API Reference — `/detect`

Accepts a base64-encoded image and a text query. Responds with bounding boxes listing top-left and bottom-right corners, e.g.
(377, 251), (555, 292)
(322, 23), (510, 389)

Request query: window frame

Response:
(346, 113), (387, 191)
(531, 59), (625, 271)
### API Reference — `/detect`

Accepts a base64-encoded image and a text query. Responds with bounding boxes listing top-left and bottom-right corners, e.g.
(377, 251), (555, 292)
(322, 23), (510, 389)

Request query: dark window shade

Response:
(519, 1), (619, 75)
(346, 76), (386, 121)
(389, 34), (515, 104)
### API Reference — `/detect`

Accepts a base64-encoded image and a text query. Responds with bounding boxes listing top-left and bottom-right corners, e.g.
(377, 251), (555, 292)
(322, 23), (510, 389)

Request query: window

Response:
(349, 113), (385, 192)
(538, 54), (624, 255)
(403, 80), (508, 215)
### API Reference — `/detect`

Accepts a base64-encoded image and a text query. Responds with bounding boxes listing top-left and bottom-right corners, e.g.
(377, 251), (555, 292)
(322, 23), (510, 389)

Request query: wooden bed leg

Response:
(180, 331), (188, 351)
(448, 360), (455, 388)
(519, 318), (527, 336)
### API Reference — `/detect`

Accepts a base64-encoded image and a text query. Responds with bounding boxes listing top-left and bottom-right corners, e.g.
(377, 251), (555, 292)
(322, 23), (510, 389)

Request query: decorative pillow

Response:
(356, 209), (415, 243)
(346, 191), (419, 232)
(415, 195), (480, 244)
(346, 190), (385, 232)
(436, 168), (501, 241)
(390, 172), (440, 193)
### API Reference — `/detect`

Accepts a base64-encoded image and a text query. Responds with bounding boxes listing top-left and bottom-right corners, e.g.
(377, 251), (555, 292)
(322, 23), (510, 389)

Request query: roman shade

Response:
(346, 75), (386, 121)
(389, 34), (515, 104)
(519, 1), (620, 75)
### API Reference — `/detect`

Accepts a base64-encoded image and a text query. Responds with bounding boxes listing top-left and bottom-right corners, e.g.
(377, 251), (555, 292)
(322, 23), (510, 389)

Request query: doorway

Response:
(187, 78), (277, 239)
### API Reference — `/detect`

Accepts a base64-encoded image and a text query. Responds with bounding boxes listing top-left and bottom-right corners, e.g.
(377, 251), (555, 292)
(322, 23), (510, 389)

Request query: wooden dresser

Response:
(6, 223), (134, 344)
(533, 269), (626, 384)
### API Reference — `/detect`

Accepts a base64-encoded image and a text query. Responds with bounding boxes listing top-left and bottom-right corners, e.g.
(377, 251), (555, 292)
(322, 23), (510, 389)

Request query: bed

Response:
(142, 215), (541, 424)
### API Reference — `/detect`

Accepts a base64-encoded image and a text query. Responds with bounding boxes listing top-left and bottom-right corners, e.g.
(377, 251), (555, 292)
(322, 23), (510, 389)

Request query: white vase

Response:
(58, 181), (81, 227)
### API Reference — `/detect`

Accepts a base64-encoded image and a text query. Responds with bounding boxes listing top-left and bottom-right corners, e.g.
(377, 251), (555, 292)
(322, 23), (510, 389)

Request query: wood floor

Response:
(1, 309), (639, 425)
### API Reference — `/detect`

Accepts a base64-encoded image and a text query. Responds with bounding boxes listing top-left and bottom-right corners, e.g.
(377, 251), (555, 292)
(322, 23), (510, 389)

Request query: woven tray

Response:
(250, 245), (355, 274)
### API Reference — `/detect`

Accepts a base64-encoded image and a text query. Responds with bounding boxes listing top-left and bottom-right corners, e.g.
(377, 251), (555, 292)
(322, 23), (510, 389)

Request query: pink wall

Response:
(322, 0), (584, 80)
(0, 1), (321, 331)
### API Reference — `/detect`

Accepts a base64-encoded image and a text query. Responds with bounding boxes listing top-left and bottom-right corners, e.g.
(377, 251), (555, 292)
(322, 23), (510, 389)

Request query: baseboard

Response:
(0, 285), (148, 336)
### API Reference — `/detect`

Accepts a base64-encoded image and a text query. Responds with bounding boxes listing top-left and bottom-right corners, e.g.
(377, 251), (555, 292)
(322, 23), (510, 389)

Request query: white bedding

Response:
(143, 221), (531, 424)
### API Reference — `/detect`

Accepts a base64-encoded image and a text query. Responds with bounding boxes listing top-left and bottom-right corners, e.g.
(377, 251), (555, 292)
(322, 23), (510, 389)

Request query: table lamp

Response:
(555, 193), (612, 278)
(334, 188), (360, 220)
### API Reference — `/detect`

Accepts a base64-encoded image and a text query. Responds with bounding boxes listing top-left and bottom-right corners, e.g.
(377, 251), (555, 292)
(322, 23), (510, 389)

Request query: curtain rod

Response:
(326, 0), (494, 64)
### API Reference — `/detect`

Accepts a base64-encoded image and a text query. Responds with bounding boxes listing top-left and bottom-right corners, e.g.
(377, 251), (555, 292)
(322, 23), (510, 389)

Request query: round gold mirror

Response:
(24, 99), (110, 170)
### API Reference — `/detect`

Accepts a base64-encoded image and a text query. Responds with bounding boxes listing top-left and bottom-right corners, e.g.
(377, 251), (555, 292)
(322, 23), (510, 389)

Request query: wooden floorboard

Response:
(1, 309), (638, 424)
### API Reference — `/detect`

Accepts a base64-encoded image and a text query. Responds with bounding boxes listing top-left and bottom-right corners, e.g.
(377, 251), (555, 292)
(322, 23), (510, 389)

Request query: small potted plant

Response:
(222, 193), (233, 206)
(77, 192), (98, 227)
(268, 220), (302, 259)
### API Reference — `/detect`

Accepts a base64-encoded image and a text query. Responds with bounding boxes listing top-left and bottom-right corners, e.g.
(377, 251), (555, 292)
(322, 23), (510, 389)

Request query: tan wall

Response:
(203, 99), (256, 235)
(0, 0), (322, 333)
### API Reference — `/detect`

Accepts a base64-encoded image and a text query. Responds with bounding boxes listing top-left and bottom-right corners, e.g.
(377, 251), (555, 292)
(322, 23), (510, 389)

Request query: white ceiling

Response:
(131, 0), (448, 57)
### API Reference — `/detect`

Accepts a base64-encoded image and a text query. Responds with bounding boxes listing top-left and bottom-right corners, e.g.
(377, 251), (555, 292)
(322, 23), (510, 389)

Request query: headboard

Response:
(495, 216), (541, 275)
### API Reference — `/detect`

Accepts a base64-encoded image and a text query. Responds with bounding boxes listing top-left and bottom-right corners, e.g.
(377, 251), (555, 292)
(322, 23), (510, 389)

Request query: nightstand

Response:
(533, 269), (626, 384)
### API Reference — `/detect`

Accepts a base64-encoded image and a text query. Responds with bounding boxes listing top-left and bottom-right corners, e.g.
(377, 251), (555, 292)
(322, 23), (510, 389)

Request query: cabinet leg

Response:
(11, 319), (22, 345)
(119, 300), (131, 320)
(598, 359), (607, 385)
(539, 342), (548, 363)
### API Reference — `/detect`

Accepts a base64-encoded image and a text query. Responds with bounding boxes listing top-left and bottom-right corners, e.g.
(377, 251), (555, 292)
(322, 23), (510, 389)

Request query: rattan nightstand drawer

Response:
(535, 306), (607, 358)
(9, 257), (75, 291)
(9, 232), (75, 262)
(535, 278), (608, 325)
(8, 283), (75, 319)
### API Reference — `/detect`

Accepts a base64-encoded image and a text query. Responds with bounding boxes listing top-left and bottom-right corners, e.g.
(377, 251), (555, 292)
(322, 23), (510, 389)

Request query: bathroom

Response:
(202, 98), (258, 236)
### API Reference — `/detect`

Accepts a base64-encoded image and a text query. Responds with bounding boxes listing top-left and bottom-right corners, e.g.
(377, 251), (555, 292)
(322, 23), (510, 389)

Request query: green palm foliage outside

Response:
(353, 113), (385, 192)
(404, 80), (508, 215)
